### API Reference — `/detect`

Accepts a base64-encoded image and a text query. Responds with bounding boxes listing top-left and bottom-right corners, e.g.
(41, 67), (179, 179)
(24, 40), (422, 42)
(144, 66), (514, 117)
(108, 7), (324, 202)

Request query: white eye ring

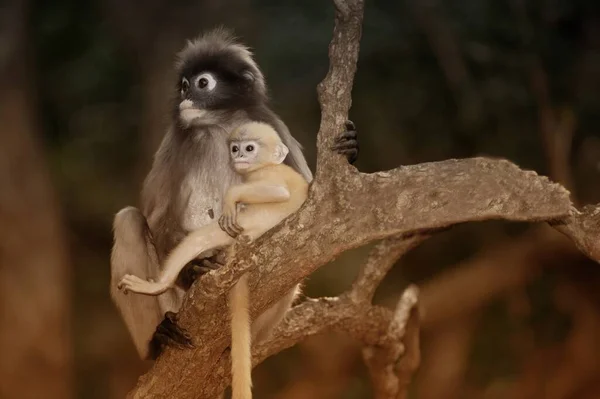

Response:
(195, 73), (217, 91)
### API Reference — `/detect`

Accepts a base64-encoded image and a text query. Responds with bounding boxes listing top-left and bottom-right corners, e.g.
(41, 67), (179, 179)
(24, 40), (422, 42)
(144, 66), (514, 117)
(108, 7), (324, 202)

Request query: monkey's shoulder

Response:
(253, 164), (306, 185)
(243, 165), (307, 199)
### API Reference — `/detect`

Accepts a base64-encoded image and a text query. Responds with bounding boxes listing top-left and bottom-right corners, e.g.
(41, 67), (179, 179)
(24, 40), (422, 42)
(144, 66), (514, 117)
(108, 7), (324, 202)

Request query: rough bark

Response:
(0, 1), (72, 398)
(126, 0), (600, 397)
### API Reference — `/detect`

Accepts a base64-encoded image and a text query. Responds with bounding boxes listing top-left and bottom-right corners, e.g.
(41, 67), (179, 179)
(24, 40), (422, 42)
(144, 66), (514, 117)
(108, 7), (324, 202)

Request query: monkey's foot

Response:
(148, 311), (194, 359)
(331, 120), (359, 164)
(118, 275), (169, 296)
(179, 255), (225, 290)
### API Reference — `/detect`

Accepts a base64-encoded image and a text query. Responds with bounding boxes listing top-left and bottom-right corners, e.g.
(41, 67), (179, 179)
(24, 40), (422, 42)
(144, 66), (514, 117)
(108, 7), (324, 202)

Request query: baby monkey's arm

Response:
(219, 181), (290, 237)
(227, 181), (291, 204)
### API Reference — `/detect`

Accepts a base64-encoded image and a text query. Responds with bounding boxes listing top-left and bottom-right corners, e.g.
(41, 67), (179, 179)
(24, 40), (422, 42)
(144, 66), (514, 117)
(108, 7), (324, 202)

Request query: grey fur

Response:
(110, 28), (311, 359)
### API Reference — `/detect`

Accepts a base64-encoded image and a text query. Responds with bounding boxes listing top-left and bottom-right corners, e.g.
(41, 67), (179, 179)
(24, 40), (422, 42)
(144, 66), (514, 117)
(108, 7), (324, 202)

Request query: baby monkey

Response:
(118, 121), (309, 399)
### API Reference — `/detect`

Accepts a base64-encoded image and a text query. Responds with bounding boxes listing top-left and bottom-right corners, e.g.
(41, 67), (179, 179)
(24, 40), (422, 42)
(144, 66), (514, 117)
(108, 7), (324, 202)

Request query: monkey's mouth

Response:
(179, 100), (207, 126)
(233, 162), (251, 170)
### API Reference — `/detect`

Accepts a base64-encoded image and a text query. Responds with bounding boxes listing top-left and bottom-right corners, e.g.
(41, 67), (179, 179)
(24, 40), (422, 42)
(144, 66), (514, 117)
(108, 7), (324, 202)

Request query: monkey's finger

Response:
(165, 311), (178, 323)
(117, 279), (132, 291)
(220, 216), (237, 237)
(118, 283), (131, 294)
(157, 315), (194, 348)
(155, 324), (191, 348)
(231, 220), (244, 235)
(117, 281), (129, 294)
(335, 130), (357, 143)
(331, 147), (359, 164)
(345, 120), (356, 132)
(198, 260), (221, 271)
(226, 226), (239, 238)
(219, 215), (230, 232)
(331, 141), (358, 151)
(223, 217), (240, 238)
(232, 221), (243, 236)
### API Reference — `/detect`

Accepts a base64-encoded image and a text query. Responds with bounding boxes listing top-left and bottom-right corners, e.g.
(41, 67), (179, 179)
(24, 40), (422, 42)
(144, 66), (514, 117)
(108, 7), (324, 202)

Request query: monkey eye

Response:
(231, 145), (239, 153)
(181, 78), (190, 94)
(245, 145), (254, 152)
(195, 73), (217, 91)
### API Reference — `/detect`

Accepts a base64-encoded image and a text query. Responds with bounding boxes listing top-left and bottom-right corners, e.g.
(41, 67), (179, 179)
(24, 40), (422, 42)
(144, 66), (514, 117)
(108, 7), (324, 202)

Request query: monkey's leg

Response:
(110, 206), (165, 359)
(119, 222), (234, 295)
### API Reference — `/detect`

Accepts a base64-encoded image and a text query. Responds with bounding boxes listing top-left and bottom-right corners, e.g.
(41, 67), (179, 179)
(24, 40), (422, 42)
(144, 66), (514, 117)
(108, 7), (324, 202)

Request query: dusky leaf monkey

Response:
(110, 27), (359, 360)
(119, 121), (309, 399)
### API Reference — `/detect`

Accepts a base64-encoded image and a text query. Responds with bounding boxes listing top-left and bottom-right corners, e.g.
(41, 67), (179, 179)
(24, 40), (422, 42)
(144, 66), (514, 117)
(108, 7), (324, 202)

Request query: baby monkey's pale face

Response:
(230, 140), (261, 173)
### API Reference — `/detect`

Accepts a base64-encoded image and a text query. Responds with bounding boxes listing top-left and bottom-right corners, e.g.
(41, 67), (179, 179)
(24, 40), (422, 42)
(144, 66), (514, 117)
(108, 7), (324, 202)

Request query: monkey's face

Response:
(176, 62), (259, 128)
(229, 140), (260, 173)
(229, 134), (289, 174)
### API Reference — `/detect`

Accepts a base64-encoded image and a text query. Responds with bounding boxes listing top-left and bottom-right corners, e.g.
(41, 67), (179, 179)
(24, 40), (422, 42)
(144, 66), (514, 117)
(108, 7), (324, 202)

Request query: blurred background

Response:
(1, 0), (600, 398)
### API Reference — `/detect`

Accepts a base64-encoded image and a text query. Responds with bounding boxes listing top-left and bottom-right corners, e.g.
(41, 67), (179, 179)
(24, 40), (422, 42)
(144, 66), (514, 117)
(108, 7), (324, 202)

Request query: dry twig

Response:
(363, 286), (420, 399)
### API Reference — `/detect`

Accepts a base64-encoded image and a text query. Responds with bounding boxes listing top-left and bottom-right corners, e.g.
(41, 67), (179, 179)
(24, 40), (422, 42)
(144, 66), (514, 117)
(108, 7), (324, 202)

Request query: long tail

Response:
(230, 273), (252, 399)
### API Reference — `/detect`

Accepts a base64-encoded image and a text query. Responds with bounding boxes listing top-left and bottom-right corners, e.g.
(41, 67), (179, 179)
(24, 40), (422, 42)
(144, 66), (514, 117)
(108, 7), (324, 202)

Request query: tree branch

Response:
(315, 0), (364, 178)
(350, 235), (428, 304)
(552, 205), (600, 262)
(126, 0), (600, 397)
(363, 286), (420, 399)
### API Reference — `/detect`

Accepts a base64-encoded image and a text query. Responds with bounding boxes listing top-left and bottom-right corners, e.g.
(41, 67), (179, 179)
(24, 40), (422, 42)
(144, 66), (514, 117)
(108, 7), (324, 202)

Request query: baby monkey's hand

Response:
(219, 203), (243, 238)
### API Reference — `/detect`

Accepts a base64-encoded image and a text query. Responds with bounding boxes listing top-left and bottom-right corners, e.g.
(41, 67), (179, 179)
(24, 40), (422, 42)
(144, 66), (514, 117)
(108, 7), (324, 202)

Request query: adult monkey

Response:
(110, 28), (359, 359)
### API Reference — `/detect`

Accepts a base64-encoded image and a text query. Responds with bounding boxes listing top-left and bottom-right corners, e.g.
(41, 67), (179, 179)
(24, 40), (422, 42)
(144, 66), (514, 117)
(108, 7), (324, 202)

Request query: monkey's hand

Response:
(148, 311), (194, 360)
(331, 120), (359, 164)
(118, 275), (170, 296)
(218, 204), (243, 238)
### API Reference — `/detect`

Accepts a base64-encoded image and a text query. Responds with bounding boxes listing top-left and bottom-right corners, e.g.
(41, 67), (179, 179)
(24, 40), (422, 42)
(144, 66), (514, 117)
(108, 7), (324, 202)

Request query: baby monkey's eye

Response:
(231, 145), (239, 153)
(245, 145), (254, 152)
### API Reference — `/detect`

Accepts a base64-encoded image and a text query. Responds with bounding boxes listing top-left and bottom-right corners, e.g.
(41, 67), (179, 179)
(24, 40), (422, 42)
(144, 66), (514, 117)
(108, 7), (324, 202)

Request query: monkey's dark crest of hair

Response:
(173, 27), (268, 114)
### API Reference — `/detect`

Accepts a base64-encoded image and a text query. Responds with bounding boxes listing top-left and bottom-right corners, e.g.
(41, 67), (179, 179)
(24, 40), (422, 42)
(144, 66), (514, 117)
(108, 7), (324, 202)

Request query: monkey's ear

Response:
(272, 143), (289, 164)
(242, 70), (255, 83)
